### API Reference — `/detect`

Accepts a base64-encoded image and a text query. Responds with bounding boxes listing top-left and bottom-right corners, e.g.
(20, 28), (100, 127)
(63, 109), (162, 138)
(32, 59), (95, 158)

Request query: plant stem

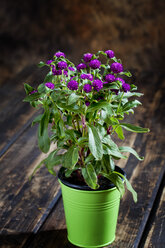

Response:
(76, 115), (81, 132)
(79, 147), (85, 167)
(117, 92), (124, 114)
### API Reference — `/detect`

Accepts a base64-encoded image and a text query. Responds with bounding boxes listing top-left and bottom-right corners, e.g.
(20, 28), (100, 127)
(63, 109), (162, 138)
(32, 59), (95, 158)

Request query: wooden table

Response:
(0, 66), (165, 248)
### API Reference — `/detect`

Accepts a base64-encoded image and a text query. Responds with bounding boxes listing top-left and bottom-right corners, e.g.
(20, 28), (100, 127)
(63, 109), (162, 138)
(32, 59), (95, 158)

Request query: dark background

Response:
(0, 0), (165, 86)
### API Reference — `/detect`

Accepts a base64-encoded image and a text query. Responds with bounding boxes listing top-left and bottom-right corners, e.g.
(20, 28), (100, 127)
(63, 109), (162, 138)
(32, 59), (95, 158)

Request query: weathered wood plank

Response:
(26, 73), (165, 248)
(0, 122), (61, 248)
(140, 174), (165, 248)
(0, 65), (47, 154)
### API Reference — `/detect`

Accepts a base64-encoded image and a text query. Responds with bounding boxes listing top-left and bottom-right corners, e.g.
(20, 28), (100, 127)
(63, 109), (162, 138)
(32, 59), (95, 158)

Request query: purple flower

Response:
(46, 60), (53, 65)
(116, 77), (130, 92)
(85, 101), (90, 106)
(89, 59), (101, 69)
(80, 73), (93, 81)
(111, 62), (123, 73)
(77, 63), (87, 71)
(83, 53), (93, 62)
(58, 61), (67, 70)
(122, 83), (131, 92)
(54, 51), (65, 58)
(92, 79), (103, 91)
(52, 66), (62, 75)
(63, 70), (68, 76)
(29, 90), (38, 95)
(83, 84), (92, 93)
(67, 80), (79, 90)
(105, 50), (115, 58)
(116, 77), (125, 84)
(45, 82), (55, 90)
(105, 74), (116, 83)
(68, 66), (75, 71)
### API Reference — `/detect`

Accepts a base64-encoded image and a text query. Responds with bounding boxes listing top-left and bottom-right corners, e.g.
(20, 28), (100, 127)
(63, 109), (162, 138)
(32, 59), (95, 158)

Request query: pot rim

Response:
(58, 165), (126, 192)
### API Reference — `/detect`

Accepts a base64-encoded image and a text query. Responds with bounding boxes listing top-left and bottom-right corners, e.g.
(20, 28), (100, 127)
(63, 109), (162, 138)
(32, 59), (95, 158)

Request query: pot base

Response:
(68, 236), (115, 248)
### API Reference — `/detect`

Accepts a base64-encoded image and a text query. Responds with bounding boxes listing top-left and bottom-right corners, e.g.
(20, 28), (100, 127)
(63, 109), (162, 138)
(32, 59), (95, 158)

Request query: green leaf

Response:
(101, 155), (114, 174)
(32, 114), (43, 126)
(125, 178), (137, 202)
(38, 61), (46, 67)
(38, 84), (46, 93)
(82, 164), (99, 189)
(103, 144), (127, 159)
(57, 119), (65, 139)
(77, 137), (88, 146)
(96, 50), (106, 56)
(111, 57), (121, 63)
(109, 156), (115, 171)
(84, 154), (94, 164)
(63, 146), (79, 169)
(65, 129), (78, 143)
(102, 137), (127, 159)
(112, 171), (137, 202)
(96, 125), (107, 140)
(95, 160), (102, 174)
(23, 93), (41, 102)
(102, 136), (120, 151)
(38, 108), (50, 153)
(29, 149), (63, 179)
(114, 125), (125, 140)
(102, 172), (125, 197)
(119, 71), (132, 77)
(56, 101), (82, 113)
(122, 100), (141, 112)
(44, 151), (63, 176)
(123, 92), (143, 98)
(66, 115), (72, 126)
(87, 125), (103, 160)
(120, 123), (150, 133)
(131, 84), (137, 90)
(65, 168), (75, 178)
(24, 83), (34, 94)
(44, 149), (63, 167)
(52, 109), (61, 125)
(87, 101), (113, 115)
(104, 83), (119, 90)
(119, 146), (144, 161)
(68, 93), (81, 105)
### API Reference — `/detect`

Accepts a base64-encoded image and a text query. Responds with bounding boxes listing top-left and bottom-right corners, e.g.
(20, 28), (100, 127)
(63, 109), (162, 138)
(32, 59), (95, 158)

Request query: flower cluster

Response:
(29, 50), (134, 105)
(45, 82), (55, 89)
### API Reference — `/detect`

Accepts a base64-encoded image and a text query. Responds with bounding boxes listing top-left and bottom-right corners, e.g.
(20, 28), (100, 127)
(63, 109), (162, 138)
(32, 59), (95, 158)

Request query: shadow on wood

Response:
(0, 229), (77, 248)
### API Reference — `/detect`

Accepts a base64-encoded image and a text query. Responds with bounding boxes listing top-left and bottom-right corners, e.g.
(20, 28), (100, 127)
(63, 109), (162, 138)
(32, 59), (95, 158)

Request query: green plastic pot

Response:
(58, 167), (124, 248)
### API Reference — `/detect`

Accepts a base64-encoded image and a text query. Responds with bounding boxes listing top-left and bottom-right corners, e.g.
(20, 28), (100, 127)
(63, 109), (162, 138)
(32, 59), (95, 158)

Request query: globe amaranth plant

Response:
(24, 50), (149, 202)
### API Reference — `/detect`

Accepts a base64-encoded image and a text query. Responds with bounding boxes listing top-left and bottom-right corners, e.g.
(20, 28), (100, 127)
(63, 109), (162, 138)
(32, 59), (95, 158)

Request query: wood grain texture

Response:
(0, 122), (61, 248)
(0, 65), (49, 154)
(140, 174), (165, 248)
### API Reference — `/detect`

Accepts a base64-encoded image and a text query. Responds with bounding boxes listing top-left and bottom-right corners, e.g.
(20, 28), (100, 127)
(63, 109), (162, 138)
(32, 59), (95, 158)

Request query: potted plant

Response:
(24, 50), (149, 247)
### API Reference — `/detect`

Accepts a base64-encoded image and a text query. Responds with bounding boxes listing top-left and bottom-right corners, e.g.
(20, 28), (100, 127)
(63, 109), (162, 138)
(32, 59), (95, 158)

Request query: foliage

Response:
(24, 50), (150, 202)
